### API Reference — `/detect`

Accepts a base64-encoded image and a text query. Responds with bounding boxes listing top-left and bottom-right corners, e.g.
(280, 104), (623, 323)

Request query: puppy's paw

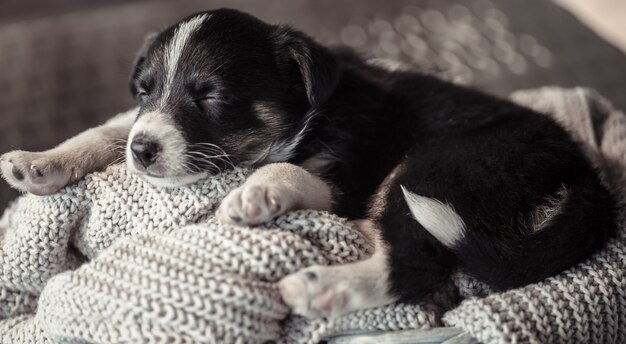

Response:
(278, 265), (350, 319)
(216, 182), (293, 226)
(0, 150), (75, 196)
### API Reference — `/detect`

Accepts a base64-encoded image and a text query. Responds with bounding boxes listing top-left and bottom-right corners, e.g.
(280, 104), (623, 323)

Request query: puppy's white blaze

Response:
(400, 185), (466, 248)
(161, 14), (209, 107)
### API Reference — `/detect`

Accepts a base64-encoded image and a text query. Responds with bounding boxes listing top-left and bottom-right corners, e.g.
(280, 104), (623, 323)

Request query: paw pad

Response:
(11, 166), (24, 181)
(217, 183), (290, 226)
(0, 150), (73, 195)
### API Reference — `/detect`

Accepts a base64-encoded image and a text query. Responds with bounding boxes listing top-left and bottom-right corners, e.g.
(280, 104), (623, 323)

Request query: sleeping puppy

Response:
(0, 9), (617, 318)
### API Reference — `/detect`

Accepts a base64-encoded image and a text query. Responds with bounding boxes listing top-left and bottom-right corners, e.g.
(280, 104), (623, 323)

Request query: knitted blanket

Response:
(0, 87), (624, 343)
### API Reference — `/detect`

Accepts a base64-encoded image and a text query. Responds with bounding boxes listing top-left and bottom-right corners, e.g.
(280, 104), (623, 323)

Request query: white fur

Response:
(216, 163), (332, 225)
(279, 220), (396, 318)
(142, 172), (208, 188)
(128, 14), (211, 187)
(0, 108), (137, 195)
(127, 111), (205, 186)
(401, 185), (466, 248)
(161, 14), (209, 107)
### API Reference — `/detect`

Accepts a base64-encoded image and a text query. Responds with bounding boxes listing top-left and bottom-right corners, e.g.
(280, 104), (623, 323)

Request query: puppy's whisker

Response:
(190, 148), (227, 156)
(102, 140), (128, 162)
(183, 152), (222, 174)
(190, 142), (227, 150)
(109, 155), (126, 166)
(190, 145), (228, 154)
(187, 151), (231, 159)
(103, 139), (126, 151)
(188, 160), (214, 174)
(189, 148), (228, 158)
(248, 142), (273, 166)
(187, 145), (236, 169)
(107, 139), (128, 150)
(187, 153), (234, 167)
(208, 60), (229, 77)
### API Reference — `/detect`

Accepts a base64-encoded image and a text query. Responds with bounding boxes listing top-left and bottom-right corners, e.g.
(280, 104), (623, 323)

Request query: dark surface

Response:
(0, 0), (624, 209)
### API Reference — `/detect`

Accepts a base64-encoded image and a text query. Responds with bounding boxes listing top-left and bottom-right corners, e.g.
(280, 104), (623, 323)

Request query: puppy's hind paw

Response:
(0, 151), (74, 196)
(278, 265), (349, 319)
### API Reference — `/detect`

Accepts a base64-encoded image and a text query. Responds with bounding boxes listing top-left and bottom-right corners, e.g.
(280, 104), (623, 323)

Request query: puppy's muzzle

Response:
(130, 136), (161, 168)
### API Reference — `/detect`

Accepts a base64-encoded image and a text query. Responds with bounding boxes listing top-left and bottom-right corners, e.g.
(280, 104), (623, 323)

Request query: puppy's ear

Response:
(129, 32), (159, 97)
(273, 26), (340, 107)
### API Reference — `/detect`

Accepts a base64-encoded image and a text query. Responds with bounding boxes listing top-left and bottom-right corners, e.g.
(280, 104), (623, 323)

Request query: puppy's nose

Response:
(12, 165), (24, 181)
(130, 138), (161, 168)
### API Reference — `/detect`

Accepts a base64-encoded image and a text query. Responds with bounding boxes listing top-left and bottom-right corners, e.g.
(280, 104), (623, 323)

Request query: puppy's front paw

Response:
(0, 150), (75, 196)
(278, 266), (350, 319)
(216, 183), (293, 226)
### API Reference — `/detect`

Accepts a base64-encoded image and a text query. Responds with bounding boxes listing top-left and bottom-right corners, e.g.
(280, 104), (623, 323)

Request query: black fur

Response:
(130, 9), (617, 303)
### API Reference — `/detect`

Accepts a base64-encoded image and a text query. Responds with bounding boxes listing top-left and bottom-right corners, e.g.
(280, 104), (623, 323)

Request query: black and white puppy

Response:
(0, 9), (617, 318)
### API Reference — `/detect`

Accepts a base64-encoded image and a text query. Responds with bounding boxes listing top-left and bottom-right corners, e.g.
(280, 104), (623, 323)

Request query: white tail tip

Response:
(400, 185), (466, 248)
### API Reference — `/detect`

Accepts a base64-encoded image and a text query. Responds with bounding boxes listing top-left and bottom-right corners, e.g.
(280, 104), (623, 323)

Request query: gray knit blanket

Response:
(0, 87), (624, 343)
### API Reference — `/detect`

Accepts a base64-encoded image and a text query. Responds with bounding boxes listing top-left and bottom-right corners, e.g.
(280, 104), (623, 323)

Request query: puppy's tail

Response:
(401, 185), (467, 248)
(401, 174), (617, 290)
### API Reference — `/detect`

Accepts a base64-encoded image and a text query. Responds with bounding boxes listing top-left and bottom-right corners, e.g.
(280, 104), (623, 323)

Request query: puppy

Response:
(0, 9), (616, 319)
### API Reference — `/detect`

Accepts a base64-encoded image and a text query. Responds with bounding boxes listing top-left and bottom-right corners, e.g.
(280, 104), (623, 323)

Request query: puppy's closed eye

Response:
(190, 84), (217, 109)
(137, 89), (150, 102)
(134, 78), (154, 102)
(194, 89), (234, 111)
(194, 95), (218, 111)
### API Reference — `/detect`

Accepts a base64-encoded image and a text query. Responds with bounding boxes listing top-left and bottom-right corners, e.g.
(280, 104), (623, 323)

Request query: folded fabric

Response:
(0, 87), (624, 343)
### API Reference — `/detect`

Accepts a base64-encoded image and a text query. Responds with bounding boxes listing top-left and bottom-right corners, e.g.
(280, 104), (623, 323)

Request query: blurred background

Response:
(1, 0), (625, 209)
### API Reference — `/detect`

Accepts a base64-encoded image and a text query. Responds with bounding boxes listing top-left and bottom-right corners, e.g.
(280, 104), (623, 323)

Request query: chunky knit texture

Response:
(0, 87), (625, 343)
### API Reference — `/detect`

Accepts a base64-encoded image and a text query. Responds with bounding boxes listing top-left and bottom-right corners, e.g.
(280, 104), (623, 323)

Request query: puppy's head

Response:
(126, 9), (339, 187)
